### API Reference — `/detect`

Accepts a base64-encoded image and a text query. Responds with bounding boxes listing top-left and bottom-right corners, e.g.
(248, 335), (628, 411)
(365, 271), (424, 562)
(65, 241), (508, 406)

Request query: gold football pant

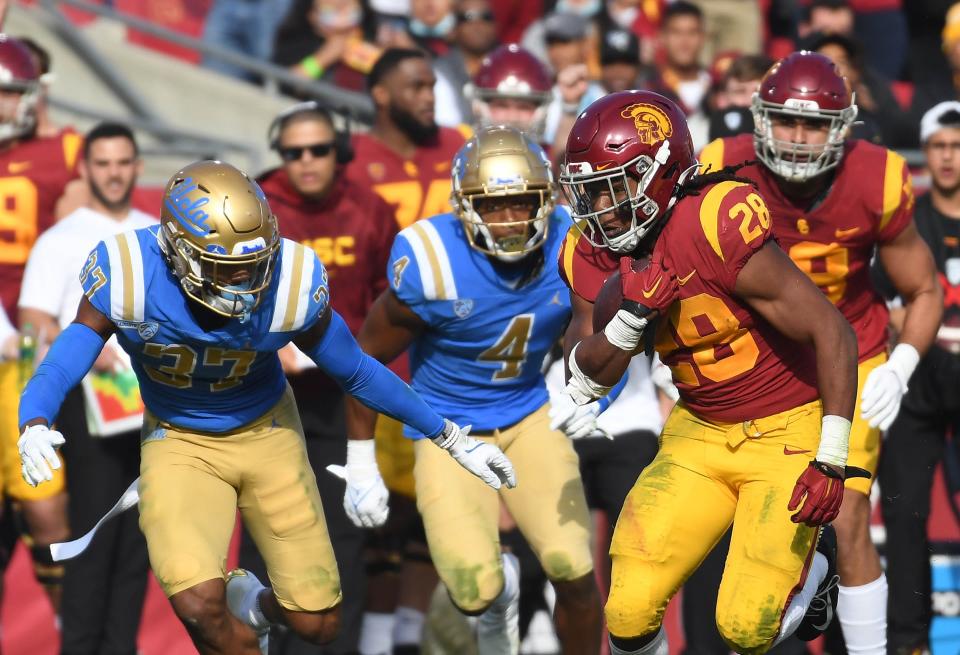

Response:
(0, 361), (65, 500)
(606, 400), (822, 654)
(845, 351), (886, 496)
(414, 404), (593, 613)
(139, 387), (341, 612)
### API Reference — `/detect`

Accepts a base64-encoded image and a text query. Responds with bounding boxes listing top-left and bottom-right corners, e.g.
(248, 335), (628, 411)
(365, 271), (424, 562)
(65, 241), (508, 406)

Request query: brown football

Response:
(592, 256), (650, 333)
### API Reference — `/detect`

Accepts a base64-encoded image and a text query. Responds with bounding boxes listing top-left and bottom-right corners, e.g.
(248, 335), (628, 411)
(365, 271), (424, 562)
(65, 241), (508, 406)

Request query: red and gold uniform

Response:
(344, 127), (468, 496)
(700, 133), (914, 493)
(560, 181), (821, 649)
(0, 129), (81, 501)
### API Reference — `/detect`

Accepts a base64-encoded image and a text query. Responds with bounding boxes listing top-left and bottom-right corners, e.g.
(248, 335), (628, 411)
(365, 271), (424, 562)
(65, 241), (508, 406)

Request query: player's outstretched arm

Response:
(18, 296), (114, 487)
(862, 223), (944, 429)
(735, 242), (859, 525)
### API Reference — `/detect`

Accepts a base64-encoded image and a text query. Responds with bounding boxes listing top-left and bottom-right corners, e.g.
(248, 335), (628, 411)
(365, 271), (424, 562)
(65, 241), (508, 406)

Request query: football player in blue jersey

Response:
(14, 160), (516, 655)
(344, 126), (605, 655)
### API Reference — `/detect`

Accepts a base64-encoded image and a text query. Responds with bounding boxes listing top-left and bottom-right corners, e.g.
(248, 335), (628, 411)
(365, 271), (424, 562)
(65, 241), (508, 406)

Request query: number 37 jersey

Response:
(389, 210), (573, 436)
(560, 182), (819, 424)
(80, 227), (330, 432)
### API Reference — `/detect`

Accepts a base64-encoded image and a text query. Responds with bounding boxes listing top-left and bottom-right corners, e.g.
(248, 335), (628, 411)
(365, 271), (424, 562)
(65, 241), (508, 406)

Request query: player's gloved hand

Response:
(326, 439), (389, 528)
(433, 419), (517, 490)
(18, 424), (65, 487)
(788, 460), (845, 526)
(605, 251), (678, 352)
(548, 394), (608, 440)
(860, 343), (920, 431)
(650, 353), (679, 401)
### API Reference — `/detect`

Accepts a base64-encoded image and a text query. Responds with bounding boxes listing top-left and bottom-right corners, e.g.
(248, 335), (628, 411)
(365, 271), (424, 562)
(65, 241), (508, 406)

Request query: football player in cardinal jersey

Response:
(700, 52), (942, 653)
(0, 34), (82, 611)
(16, 160), (514, 655)
(557, 89), (860, 653)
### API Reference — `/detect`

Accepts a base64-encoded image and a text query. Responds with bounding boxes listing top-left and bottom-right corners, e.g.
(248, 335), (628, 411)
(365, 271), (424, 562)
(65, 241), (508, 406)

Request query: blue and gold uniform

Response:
(389, 206), (594, 611)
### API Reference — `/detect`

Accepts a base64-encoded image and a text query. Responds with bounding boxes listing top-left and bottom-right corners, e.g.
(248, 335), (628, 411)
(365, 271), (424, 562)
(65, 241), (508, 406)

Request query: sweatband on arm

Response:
(816, 415), (851, 467)
(307, 311), (445, 438)
(596, 370), (629, 413)
(19, 322), (105, 428)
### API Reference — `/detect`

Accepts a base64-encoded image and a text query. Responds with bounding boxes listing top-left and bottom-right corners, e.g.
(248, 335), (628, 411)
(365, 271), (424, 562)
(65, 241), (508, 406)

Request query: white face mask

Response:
(556, 0), (602, 17)
(409, 12), (455, 38)
(317, 7), (362, 30)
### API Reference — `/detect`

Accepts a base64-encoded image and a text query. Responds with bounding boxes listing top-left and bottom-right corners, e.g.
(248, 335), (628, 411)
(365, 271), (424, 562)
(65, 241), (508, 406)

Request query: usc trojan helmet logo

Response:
(620, 103), (673, 145)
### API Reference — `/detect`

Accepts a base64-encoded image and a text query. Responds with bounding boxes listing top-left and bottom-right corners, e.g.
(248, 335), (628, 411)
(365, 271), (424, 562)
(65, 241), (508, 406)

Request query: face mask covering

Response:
(318, 7), (363, 30)
(556, 0), (602, 18)
(409, 12), (456, 38)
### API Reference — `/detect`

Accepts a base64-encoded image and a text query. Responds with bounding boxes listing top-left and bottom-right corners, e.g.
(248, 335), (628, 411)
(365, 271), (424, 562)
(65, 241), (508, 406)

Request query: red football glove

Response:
(619, 249), (678, 319)
(788, 461), (845, 526)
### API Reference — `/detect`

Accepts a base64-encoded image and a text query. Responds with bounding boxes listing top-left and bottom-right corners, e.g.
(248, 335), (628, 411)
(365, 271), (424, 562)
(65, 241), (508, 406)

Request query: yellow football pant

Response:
(414, 404), (593, 613)
(845, 351), (886, 496)
(139, 387), (341, 612)
(607, 400), (821, 654)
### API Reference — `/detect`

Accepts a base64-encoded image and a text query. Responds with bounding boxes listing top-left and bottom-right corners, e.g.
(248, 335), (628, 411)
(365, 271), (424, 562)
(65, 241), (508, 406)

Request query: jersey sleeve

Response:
(290, 248), (331, 334)
(695, 181), (774, 289)
(78, 239), (113, 318)
(387, 229), (429, 319)
(877, 149), (914, 243)
(698, 137), (727, 174)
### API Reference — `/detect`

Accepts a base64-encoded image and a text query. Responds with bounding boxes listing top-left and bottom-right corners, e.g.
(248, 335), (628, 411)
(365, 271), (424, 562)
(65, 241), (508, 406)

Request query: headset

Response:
(267, 100), (354, 165)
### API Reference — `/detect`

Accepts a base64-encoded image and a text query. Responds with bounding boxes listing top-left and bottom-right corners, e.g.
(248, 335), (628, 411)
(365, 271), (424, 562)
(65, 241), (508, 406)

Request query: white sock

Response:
(773, 552), (829, 646)
(393, 606), (426, 647)
(837, 575), (887, 654)
(609, 626), (668, 655)
(491, 553), (520, 612)
(359, 612), (394, 655)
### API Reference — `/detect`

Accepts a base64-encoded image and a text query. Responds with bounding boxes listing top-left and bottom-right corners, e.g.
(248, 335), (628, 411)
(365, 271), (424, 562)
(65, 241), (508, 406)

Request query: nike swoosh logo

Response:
(641, 277), (662, 299)
(783, 446), (811, 456)
(7, 161), (31, 173)
(834, 226), (860, 238)
(596, 162), (613, 171)
(678, 270), (696, 285)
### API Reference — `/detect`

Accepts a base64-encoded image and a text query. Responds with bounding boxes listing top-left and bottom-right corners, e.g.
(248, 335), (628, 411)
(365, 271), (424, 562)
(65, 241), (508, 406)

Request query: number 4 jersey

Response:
(389, 209), (573, 436)
(700, 134), (914, 363)
(559, 181), (819, 423)
(80, 227), (329, 432)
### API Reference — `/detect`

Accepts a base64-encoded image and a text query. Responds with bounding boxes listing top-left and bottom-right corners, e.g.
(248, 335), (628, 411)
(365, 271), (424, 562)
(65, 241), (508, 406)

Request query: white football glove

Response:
(18, 424), (65, 487)
(860, 344), (920, 431)
(548, 394), (609, 440)
(433, 419), (517, 490)
(650, 353), (679, 401)
(326, 439), (389, 528)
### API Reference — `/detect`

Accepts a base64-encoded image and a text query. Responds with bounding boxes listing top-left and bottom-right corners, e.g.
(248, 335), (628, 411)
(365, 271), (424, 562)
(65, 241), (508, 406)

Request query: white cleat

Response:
(478, 553), (521, 655)
(226, 568), (270, 655)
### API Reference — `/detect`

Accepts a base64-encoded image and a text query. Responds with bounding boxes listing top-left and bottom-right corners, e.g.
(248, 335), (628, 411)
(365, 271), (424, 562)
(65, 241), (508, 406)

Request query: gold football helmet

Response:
(158, 160), (280, 320)
(451, 125), (554, 261)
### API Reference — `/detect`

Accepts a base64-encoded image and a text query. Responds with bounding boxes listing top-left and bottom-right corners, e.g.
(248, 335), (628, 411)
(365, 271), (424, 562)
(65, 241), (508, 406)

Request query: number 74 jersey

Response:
(560, 181), (819, 424)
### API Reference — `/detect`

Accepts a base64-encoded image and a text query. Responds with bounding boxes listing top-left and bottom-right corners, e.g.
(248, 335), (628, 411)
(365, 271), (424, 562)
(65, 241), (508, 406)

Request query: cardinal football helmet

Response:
(0, 35), (40, 143)
(469, 44), (553, 142)
(559, 90), (696, 253)
(451, 125), (555, 261)
(158, 160), (280, 321)
(752, 51), (857, 182)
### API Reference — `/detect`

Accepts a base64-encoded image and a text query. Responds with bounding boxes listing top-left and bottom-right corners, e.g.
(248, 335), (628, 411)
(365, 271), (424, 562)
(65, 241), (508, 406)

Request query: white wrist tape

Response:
(346, 439), (379, 476)
(432, 419), (463, 451)
(816, 415), (851, 467)
(566, 343), (613, 405)
(603, 309), (648, 352)
(888, 343), (920, 388)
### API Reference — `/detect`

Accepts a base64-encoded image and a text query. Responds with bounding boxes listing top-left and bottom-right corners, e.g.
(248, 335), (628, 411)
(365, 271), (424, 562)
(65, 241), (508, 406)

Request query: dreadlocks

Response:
(675, 160), (759, 201)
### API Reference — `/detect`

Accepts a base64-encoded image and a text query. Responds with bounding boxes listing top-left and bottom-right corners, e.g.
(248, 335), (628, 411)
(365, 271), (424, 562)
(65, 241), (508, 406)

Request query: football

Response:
(592, 256), (650, 333)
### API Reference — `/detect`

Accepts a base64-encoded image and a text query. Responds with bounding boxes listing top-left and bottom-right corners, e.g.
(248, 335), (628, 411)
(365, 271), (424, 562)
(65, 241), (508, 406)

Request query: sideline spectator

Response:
(599, 28), (641, 94)
(408, 0), (456, 56)
(202, 0), (292, 81)
(433, 0), (500, 126)
(273, 0), (383, 93)
(707, 53), (772, 142)
(689, 0), (761, 62)
(910, 1), (960, 137)
(850, 0), (909, 79)
(19, 122), (154, 655)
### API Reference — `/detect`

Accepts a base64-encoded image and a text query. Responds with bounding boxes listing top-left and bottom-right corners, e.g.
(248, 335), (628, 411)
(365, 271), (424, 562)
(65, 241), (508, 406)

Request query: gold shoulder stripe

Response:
(880, 150), (907, 232)
(699, 181), (749, 262)
(698, 138), (725, 174)
(115, 233), (135, 321)
(410, 222), (448, 300)
(62, 132), (82, 171)
(456, 123), (474, 141)
(281, 243), (306, 332)
(562, 220), (588, 287)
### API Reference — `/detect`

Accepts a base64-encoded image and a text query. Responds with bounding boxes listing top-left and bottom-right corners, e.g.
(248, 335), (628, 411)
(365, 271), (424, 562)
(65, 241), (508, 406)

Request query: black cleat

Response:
(796, 524), (839, 641)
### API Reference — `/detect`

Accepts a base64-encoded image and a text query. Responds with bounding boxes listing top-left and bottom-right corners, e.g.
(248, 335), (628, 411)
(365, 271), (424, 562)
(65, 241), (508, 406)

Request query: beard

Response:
(91, 177), (134, 214)
(389, 104), (439, 145)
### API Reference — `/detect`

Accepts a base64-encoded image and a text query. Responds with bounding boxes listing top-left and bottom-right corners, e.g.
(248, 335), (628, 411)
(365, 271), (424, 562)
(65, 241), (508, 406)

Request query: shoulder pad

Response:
(270, 239), (327, 333)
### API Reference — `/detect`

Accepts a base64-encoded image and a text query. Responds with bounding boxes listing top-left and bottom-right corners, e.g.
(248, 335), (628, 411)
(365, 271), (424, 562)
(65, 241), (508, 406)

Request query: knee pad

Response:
(445, 564), (503, 615)
(605, 582), (664, 640)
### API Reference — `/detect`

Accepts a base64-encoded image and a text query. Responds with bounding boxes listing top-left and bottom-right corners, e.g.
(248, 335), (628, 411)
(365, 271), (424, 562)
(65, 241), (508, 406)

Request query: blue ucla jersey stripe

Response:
(80, 228), (329, 432)
(389, 209), (574, 435)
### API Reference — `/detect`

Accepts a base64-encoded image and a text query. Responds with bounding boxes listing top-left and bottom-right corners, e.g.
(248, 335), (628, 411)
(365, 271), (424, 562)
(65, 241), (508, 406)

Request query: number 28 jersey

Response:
(389, 209), (573, 435)
(700, 135), (914, 362)
(560, 181), (819, 423)
(80, 227), (330, 432)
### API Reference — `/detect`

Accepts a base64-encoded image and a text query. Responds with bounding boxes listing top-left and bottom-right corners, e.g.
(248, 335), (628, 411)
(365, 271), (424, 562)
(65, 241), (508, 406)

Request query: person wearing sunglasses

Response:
(243, 101), (399, 655)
